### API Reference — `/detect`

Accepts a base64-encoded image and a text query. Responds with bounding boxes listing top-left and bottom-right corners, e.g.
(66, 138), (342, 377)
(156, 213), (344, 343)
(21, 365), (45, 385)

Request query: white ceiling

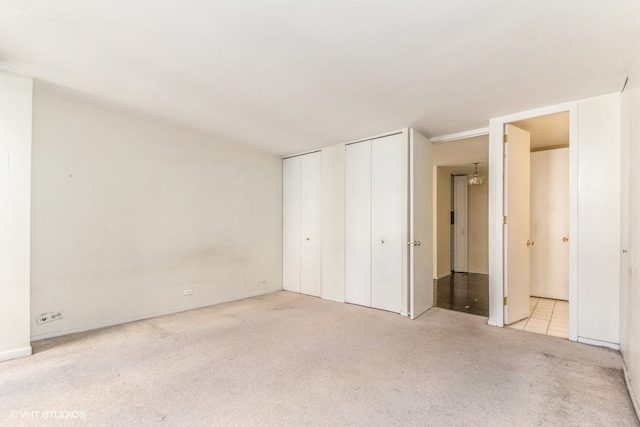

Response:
(1, 1), (639, 156)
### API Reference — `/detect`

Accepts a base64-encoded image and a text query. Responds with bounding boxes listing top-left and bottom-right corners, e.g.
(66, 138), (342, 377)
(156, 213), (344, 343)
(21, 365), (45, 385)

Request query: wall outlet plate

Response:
(257, 280), (268, 286)
(36, 311), (64, 325)
(183, 289), (193, 296)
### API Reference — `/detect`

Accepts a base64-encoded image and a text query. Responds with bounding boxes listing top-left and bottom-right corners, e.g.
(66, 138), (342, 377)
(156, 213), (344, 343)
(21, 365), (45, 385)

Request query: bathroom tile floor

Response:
(507, 297), (569, 339)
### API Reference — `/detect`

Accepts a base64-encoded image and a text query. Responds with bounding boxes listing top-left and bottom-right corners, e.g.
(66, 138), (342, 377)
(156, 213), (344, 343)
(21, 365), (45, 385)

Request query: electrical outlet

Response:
(36, 311), (65, 325)
(257, 280), (268, 286)
(183, 289), (193, 296)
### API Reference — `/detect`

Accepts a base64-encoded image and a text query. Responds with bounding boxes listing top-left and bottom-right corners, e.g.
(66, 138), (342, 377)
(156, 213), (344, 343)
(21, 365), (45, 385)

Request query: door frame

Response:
(488, 102), (578, 341)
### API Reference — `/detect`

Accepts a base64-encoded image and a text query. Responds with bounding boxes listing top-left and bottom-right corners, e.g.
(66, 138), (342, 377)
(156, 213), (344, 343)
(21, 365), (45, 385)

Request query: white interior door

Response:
(453, 175), (468, 272)
(371, 134), (403, 313)
(300, 152), (322, 297)
(345, 141), (372, 307)
(409, 130), (433, 319)
(282, 156), (301, 293)
(530, 148), (569, 300)
(504, 124), (531, 324)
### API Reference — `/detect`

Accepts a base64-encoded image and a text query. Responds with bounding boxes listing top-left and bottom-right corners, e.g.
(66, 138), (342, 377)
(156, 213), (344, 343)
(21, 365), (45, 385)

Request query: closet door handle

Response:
(562, 236), (569, 242)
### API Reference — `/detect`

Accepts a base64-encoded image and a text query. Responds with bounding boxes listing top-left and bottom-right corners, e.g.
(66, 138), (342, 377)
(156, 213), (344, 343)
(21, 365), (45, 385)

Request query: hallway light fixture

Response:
(468, 162), (486, 186)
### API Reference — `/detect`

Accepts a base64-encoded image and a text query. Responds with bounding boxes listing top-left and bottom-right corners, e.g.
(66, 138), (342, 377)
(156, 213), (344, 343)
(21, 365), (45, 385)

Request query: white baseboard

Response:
(0, 346), (32, 362)
(623, 360), (640, 421)
(577, 336), (620, 350)
(467, 270), (489, 275)
(31, 287), (282, 341)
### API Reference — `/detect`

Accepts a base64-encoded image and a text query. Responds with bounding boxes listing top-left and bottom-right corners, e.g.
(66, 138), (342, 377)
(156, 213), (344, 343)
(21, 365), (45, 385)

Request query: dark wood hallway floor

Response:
(435, 272), (489, 317)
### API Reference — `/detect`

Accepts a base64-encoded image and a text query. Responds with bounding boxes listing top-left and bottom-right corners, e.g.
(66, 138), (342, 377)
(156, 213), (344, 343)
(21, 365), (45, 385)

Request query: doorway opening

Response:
(432, 135), (489, 317)
(502, 112), (571, 339)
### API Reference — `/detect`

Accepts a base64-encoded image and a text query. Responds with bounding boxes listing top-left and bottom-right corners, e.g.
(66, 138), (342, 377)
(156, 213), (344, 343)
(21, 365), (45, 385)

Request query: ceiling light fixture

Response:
(468, 162), (486, 186)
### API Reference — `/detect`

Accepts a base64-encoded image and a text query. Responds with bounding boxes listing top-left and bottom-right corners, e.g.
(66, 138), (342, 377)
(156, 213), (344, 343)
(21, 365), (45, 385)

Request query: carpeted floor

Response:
(0, 291), (637, 426)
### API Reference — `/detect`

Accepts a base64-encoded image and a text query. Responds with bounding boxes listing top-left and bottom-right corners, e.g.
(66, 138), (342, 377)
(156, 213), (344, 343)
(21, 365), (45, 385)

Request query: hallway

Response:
(434, 273), (488, 317)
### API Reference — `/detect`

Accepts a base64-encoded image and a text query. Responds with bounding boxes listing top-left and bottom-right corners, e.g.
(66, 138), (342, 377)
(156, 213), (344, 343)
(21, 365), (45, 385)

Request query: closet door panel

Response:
(345, 141), (372, 306)
(371, 134), (403, 313)
(282, 157), (301, 292)
(300, 152), (322, 296)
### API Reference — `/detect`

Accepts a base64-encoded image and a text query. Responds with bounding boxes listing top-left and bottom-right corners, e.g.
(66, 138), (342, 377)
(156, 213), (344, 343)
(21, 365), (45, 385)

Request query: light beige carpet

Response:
(0, 291), (637, 426)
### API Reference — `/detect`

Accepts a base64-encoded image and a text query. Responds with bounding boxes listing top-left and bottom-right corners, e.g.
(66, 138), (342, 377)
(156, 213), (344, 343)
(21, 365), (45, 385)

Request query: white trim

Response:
(467, 270), (489, 275)
(434, 272), (452, 279)
(0, 346), (32, 362)
(624, 361), (640, 421)
(31, 288), (281, 341)
(488, 101), (578, 336)
(431, 128), (490, 144)
(577, 336), (620, 350)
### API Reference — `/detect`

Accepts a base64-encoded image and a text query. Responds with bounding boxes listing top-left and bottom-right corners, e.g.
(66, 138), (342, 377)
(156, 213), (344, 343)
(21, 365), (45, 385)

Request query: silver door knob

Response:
(408, 241), (421, 246)
(380, 240), (385, 244)
(306, 237), (310, 241)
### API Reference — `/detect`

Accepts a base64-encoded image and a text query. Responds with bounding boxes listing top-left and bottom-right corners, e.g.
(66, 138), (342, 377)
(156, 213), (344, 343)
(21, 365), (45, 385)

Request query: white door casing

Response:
(504, 124), (531, 325)
(489, 102), (577, 339)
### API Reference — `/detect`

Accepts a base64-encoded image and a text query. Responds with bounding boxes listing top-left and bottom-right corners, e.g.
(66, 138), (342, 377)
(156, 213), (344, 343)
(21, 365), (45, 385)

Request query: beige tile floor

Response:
(508, 297), (569, 338)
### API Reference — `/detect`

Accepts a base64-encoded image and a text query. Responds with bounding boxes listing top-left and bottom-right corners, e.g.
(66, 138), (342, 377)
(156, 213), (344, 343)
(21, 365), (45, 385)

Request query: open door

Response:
(504, 124), (531, 324)
(409, 129), (433, 319)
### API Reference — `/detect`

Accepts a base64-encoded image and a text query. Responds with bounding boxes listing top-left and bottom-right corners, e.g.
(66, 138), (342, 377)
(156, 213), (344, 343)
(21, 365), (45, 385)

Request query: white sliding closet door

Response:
(345, 133), (404, 313)
(283, 156), (301, 293)
(282, 152), (322, 296)
(300, 152), (322, 297)
(345, 141), (372, 306)
(371, 134), (403, 312)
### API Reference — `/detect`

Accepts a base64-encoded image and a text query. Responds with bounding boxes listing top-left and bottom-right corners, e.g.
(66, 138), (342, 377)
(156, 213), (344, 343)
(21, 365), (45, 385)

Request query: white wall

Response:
(621, 34), (640, 414)
(30, 92), (283, 339)
(0, 70), (33, 361)
(321, 145), (346, 302)
(577, 93), (621, 345)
